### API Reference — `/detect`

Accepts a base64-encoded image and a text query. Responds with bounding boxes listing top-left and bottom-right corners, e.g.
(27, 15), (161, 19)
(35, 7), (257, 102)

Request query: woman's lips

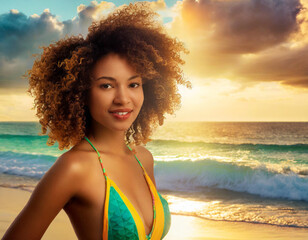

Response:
(110, 111), (132, 120)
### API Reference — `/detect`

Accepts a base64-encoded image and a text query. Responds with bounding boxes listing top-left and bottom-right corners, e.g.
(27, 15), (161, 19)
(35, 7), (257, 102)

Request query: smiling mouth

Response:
(112, 112), (129, 115)
(109, 111), (132, 120)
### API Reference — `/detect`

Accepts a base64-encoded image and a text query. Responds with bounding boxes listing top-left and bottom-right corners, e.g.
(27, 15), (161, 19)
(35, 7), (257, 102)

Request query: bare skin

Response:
(3, 53), (157, 239)
(64, 140), (157, 239)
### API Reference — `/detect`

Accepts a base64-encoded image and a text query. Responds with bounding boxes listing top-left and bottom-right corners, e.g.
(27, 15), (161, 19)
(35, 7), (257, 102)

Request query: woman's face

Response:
(88, 53), (144, 132)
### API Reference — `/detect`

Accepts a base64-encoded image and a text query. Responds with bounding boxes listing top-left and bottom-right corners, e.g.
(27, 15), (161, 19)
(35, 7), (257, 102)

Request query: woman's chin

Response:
(110, 123), (133, 132)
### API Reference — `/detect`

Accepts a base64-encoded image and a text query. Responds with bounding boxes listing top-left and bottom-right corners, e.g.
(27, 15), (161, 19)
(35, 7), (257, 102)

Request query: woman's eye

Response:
(100, 84), (112, 89)
(130, 83), (140, 88)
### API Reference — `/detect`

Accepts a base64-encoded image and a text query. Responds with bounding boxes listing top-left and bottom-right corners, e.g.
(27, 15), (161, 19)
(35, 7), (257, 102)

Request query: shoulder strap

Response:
(84, 136), (145, 179)
(84, 136), (108, 180)
(126, 145), (144, 169)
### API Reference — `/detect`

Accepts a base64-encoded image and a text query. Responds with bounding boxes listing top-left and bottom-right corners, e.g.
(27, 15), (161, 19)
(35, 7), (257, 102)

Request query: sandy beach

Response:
(0, 187), (76, 239)
(1, 186), (308, 240)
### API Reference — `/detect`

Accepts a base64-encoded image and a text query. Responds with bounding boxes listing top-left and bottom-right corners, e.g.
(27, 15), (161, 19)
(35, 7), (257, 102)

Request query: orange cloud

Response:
(148, 0), (167, 11)
(169, 0), (308, 89)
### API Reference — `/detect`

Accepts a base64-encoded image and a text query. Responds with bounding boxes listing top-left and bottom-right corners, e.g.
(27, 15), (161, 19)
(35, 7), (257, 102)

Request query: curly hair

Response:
(27, 2), (191, 150)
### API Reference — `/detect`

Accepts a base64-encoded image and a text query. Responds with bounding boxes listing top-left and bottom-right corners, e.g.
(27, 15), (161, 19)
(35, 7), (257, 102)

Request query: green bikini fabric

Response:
(83, 136), (171, 239)
(107, 186), (171, 240)
(108, 186), (139, 239)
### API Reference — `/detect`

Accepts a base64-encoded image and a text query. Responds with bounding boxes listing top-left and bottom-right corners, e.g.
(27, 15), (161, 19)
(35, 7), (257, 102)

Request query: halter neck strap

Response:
(84, 136), (144, 180)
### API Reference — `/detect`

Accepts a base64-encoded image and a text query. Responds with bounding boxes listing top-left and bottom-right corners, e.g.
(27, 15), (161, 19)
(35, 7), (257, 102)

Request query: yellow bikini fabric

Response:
(84, 137), (171, 240)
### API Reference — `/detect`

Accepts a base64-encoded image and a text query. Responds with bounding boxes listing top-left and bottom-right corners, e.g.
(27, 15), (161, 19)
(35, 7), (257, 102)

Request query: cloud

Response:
(1, 0), (307, 90)
(169, 0), (308, 89)
(0, 57), (32, 88)
(63, 1), (116, 36)
(0, 9), (64, 87)
(234, 44), (308, 88)
(0, 0), (170, 88)
(149, 0), (167, 11)
(0, 1), (117, 88)
(0, 9), (63, 59)
(173, 0), (303, 53)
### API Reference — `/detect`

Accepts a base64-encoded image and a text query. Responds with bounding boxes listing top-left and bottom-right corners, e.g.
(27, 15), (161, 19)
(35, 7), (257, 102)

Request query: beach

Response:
(1, 186), (308, 240)
(1, 121), (308, 239)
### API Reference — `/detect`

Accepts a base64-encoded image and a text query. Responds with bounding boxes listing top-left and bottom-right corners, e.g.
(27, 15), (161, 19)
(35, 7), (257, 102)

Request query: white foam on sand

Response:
(1, 187), (308, 240)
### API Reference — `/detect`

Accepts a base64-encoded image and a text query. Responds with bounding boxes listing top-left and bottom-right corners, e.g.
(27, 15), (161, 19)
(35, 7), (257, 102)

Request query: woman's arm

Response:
(2, 152), (83, 240)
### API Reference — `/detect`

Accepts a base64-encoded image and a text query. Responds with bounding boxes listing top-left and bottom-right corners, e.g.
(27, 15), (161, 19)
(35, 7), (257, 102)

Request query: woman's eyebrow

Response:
(95, 75), (140, 81)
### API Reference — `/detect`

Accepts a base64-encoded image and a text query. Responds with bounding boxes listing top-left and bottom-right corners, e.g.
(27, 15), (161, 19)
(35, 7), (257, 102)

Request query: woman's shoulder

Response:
(55, 141), (97, 179)
(134, 145), (156, 187)
(133, 145), (153, 164)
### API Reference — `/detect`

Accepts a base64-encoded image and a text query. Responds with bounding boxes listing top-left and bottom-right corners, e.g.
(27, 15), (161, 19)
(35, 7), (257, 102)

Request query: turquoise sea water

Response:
(0, 121), (307, 228)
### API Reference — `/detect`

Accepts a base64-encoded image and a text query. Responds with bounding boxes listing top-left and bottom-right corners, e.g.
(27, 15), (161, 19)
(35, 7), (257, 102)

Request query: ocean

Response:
(0, 121), (307, 229)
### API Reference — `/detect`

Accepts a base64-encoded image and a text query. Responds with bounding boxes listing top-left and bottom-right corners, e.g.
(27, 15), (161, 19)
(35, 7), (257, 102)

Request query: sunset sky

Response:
(0, 0), (307, 122)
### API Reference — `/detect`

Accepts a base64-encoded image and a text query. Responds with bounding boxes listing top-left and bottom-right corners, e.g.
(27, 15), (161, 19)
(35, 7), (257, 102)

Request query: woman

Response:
(3, 2), (191, 240)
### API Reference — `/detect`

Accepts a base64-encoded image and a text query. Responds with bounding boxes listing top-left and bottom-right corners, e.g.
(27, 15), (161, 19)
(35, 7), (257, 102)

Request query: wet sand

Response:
(1, 187), (308, 239)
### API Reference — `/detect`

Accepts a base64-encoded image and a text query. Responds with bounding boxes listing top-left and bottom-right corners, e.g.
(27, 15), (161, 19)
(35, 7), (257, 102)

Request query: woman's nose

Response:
(113, 86), (130, 104)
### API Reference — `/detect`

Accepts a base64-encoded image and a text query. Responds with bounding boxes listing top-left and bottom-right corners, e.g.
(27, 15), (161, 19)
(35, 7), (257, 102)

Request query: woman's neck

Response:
(86, 123), (129, 156)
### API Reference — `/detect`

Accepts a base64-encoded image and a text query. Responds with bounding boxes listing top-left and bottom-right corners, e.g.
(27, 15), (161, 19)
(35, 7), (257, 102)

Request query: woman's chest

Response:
(64, 159), (154, 237)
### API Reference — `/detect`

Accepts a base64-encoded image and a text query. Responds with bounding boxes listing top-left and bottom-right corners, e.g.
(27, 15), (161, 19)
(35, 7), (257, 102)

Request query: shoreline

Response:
(165, 213), (308, 240)
(1, 186), (308, 239)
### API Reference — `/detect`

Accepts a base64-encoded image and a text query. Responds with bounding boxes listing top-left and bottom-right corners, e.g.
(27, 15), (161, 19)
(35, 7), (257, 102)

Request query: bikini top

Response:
(84, 137), (171, 240)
